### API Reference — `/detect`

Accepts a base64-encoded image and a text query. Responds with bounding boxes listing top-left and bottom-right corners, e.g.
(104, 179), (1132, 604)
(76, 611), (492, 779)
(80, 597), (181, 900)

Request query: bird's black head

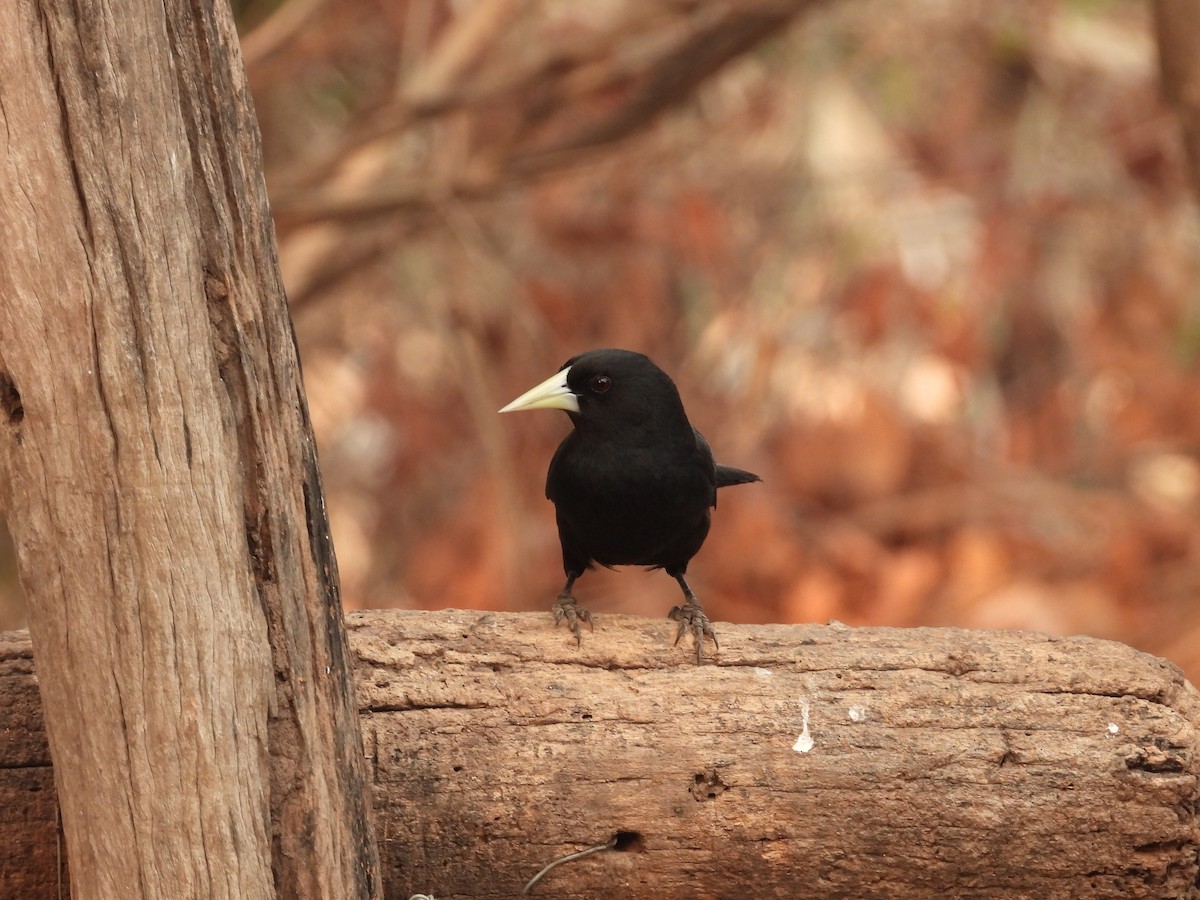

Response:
(562, 349), (686, 426)
(500, 348), (691, 437)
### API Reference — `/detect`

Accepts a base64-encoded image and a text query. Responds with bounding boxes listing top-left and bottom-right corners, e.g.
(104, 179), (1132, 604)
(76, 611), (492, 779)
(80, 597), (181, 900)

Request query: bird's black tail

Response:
(715, 464), (761, 487)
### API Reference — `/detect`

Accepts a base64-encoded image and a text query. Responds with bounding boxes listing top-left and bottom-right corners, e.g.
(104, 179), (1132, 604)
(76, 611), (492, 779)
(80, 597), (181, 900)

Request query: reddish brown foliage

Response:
(5, 1), (1200, 683)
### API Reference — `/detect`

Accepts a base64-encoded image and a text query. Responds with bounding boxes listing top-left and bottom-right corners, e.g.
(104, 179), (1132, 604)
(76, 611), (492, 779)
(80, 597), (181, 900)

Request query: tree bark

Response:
(4, 612), (1199, 898)
(0, 1), (378, 897)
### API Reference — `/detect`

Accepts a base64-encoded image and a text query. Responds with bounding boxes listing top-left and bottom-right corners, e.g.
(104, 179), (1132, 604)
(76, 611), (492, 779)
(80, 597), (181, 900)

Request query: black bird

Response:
(499, 348), (760, 663)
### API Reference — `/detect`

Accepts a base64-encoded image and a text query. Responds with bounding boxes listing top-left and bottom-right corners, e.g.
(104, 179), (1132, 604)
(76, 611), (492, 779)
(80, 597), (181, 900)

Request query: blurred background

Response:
(4, 0), (1200, 680)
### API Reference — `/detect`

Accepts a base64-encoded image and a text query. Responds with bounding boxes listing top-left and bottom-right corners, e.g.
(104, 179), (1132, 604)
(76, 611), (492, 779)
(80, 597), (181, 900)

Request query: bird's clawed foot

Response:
(668, 598), (718, 664)
(553, 592), (593, 646)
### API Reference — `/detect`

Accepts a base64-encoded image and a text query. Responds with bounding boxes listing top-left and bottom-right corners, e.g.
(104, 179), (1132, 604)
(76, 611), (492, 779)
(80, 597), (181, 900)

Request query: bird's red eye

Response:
(589, 375), (612, 394)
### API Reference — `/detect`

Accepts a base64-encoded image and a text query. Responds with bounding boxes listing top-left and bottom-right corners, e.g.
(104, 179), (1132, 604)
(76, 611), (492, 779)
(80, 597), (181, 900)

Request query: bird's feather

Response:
(500, 348), (760, 661)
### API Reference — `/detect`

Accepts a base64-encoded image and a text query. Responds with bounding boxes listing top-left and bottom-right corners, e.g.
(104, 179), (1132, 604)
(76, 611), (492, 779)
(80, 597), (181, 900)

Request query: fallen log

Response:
(4, 610), (1199, 897)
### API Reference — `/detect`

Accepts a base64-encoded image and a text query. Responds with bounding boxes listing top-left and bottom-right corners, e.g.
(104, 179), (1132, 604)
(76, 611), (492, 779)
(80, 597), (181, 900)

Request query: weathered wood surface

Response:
(4, 610), (1199, 898)
(0, 0), (378, 896)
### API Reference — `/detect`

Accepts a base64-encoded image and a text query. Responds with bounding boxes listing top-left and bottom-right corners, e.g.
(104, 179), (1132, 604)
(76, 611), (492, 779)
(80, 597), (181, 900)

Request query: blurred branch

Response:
(403, 0), (523, 108)
(1153, 0), (1200, 205)
(267, 0), (825, 234)
(240, 0), (328, 67)
(507, 4), (805, 173)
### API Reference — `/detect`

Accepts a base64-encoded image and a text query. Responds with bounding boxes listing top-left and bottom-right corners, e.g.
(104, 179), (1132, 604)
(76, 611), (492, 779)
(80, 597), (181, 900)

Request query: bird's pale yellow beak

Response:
(498, 367), (580, 414)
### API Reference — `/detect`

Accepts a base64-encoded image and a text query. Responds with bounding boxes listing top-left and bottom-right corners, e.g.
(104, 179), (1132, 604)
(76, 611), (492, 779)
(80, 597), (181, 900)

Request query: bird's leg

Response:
(553, 573), (593, 646)
(668, 574), (718, 664)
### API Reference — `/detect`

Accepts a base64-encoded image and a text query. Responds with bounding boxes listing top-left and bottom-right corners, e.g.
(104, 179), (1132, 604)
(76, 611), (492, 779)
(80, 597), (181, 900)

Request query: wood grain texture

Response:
(354, 611), (1200, 899)
(0, 1), (378, 896)
(4, 612), (1198, 898)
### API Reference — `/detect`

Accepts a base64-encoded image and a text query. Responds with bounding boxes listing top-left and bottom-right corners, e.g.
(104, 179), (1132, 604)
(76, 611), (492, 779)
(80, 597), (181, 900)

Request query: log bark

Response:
(4, 611), (1200, 898)
(0, 0), (378, 897)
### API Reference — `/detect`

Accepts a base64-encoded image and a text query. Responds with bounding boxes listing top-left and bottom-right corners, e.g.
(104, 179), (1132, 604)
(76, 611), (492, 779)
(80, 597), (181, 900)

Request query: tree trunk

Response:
(0, 1), (378, 897)
(4, 612), (1199, 898)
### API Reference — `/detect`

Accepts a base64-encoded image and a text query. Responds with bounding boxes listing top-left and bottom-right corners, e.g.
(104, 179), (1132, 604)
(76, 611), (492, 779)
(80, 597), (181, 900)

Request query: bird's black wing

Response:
(545, 433), (572, 502)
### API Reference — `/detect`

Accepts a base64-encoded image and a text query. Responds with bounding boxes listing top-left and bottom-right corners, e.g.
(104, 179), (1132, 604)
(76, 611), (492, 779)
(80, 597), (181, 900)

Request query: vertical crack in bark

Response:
(193, 0), (241, 249)
(300, 444), (354, 703)
(94, 515), (147, 895)
(88, 306), (120, 463)
(300, 457), (336, 598)
(167, 0), (250, 265)
(36, 0), (95, 253)
(202, 267), (275, 590)
(203, 264), (298, 888)
(111, 222), (161, 468)
(299, 410), (380, 898)
(173, 1), (277, 597)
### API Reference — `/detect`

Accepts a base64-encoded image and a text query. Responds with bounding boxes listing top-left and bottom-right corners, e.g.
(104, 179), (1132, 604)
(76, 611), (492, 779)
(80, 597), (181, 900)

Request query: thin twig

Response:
(523, 835), (618, 895)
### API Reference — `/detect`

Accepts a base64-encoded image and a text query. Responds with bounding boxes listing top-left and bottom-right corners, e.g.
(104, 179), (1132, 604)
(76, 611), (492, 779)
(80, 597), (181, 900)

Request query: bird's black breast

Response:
(547, 430), (716, 573)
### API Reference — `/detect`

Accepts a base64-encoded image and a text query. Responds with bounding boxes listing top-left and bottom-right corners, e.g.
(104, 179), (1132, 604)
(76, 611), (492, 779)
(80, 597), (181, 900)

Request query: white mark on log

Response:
(793, 700), (814, 753)
(848, 706), (866, 722)
(754, 667), (772, 678)
(1107, 722), (1120, 735)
